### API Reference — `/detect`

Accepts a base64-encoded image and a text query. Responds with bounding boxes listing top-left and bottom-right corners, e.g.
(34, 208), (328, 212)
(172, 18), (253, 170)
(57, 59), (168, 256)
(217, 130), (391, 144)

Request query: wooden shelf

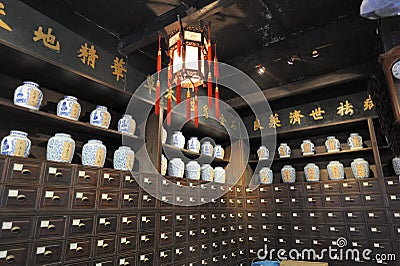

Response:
(0, 98), (144, 142)
(162, 143), (229, 165)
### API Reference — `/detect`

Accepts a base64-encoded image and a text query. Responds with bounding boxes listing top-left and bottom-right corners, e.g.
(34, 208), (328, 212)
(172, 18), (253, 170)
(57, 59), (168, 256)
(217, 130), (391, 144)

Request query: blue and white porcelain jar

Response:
(82, 140), (107, 168)
(113, 146), (135, 171)
(46, 133), (75, 163)
(57, 96), (81, 121)
(347, 133), (363, 150)
(201, 164), (214, 181)
(118, 114), (136, 135)
(185, 161), (201, 180)
(281, 165), (296, 183)
(168, 158), (184, 177)
(304, 163), (320, 182)
(325, 136), (341, 152)
(171, 131), (185, 149)
(161, 127), (167, 144)
(1, 130), (31, 158)
(13, 81), (43, 111)
(90, 106), (111, 129)
(214, 145), (225, 159)
(259, 167), (273, 184)
(327, 161), (344, 180)
(301, 139), (315, 155)
(278, 143), (291, 158)
(257, 146), (269, 160)
(161, 154), (167, 175)
(351, 158), (369, 178)
(201, 141), (214, 156)
(393, 157), (400, 176)
(187, 137), (200, 153)
(214, 167), (226, 183)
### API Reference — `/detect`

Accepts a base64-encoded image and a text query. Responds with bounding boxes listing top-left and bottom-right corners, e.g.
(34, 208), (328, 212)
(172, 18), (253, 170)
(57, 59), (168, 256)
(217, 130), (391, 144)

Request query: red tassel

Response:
(177, 39), (182, 57)
(157, 36), (162, 73)
(176, 74), (181, 104)
(186, 89), (191, 121)
(207, 72), (212, 108)
(207, 41), (212, 67)
(214, 45), (219, 80)
(215, 86), (220, 118)
(155, 80), (161, 115)
(167, 94), (172, 126)
(194, 94), (199, 128)
(167, 64), (172, 88)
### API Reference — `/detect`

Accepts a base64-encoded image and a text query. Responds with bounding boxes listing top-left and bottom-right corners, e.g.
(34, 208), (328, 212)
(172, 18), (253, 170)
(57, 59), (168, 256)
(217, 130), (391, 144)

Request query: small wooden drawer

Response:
(1, 186), (37, 209)
(384, 177), (400, 193)
(188, 244), (199, 258)
(69, 216), (94, 237)
(235, 198), (244, 208)
(275, 211), (289, 221)
(75, 167), (99, 186)
(345, 211), (365, 223)
(258, 185), (271, 195)
(140, 192), (156, 208)
(139, 214), (155, 230)
(138, 232), (155, 249)
(309, 224), (326, 236)
(290, 211), (306, 223)
(272, 184), (288, 196)
(260, 224), (276, 236)
(326, 224), (347, 236)
(0, 217), (33, 242)
(188, 214), (199, 227)
(288, 184), (304, 195)
(304, 183), (321, 194)
(159, 178), (174, 193)
(158, 248), (173, 265)
(159, 214), (173, 228)
(71, 189), (96, 209)
(365, 211), (388, 224)
(293, 238), (310, 248)
(229, 237), (239, 249)
(121, 191), (139, 208)
(292, 224), (307, 235)
(93, 235), (116, 256)
(174, 213), (187, 228)
(237, 212), (245, 222)
(368, 225), (391, 239)
(159, 194), (174, 208)
(219, 197), (228, 208)
(388, 192), (400, 206)
(324, 211), (345, 223)
(305, 195), (322, 208)
(236, 186), (243, 196)
(174, 246), (187, 262)
(117, 255), (136, 266)
(274, 197), (289, 207)
(341, 180), (359, 193)
(137, 251), (154, 266)
(276, 224), (291, 235)
(98, 190), (119, 209)
(369, 241), (393, 253)
(348, 239), (369, 250)
(390, 210), (400, 224)
(245, 198), (259, 209)
(307, 211), (324, 223)
(342, 194), (363, 207)
(289, 197), (304, 208)
(323, 195), (341, 207)
(122, 172), (140, 190)
(140, 175), (157, 191)
(260, 212), (274, 222)
(347, 224), (368, 238)
(174, 228), (187, 242)
(362, 193), (384, 206)
(117, 234), (136, 253)
(210, 227), (220, 238)
(5, 159), (42, 183)
(65, 238), (91, 262)
(211, 240), (221, 252)
(246, 212), (258, 222)
(43, 163), (73, 185)
(120, 215), (137, 232)
(35, 216), (66, 239)
(0, 243), (29, 265)
(32, 241), (63, 265)
(321, 182), (340, 194)
(393, 225), (400, 239)
(359, 179), (381, 193)
(99, 170), (121, 187)
(200, 227), (210, 240)
(228, 212), (237, 224)
(200, 242), (210, 257)
(40, 188), (69, 209)
(159, 231), (173, 247)
(93, 258), (115, 266)
(96, 216), (117, 234)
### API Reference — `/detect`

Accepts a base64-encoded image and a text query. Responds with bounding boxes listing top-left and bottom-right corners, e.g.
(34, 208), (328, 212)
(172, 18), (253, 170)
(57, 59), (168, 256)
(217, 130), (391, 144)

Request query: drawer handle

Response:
(232, 253), (237, 257)
(161, 235), (169, 240)
(11, 226), (21, 233)
(145, 219), (151, 224)
(213, 258), (219, 262)
(106, 197), (113, 203)
(55, 172), (63, 178)
(202, 245), (207, 250)
(190, 216), (196, 221)
(176, 233), (183, 238)
(125, 240), (132, 245)
(129, 179), (135, 184)
(231, 240), (236, 244)
(145, 198), (152, 203)
(52, 196), (60, 201)
(190, 231), (196, 236)
(190, 247), (196, 252)
(44, 251), (53, 257)
(345, 198), (354, 202)
(144, 179), (152, 185)
(142, 237), (150, 242)
(161, 253), (168, 258)
(78, 223), (86, 229)
(21, 169), (31, 176)
(5, 255), (15, 263)
(126, 220), (133, 225)
(47, 224), (56, 231)
(202, 231), (207, 235)
(123, 262), (130, 266)
(82, 196), (89, 202)
(128, 197), (134, 203)
(102, 243), (109, 249)
(162, 218), (168, 223)
(83, 175), (91, 180)
(104, 221), (111, 227)
(76, 247), (84, 253)
(16, 195), (26, 202)
(107, 177), (114, 182)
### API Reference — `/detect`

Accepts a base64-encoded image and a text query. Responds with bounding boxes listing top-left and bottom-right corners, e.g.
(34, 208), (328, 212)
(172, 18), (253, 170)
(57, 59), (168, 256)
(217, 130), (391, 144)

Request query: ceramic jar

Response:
(90, 106), (111, 129)
(201, 164), (214, 181)
(113, 146), (135, 171)
(82, 140), (107, 167)
(46, 133), (75, 163)
(348, 133), (363, 150)
(168, 158), (184, 177)
(161, 154), (167, 175)
(278, 143), (291, 158)
(57, 96), (81, 121)
(214, 167), (226, 183)
(185, 161), (201, 180)
(187, 137), (200, 153)
(259, 167), (273, 184)
(201, 141), (214, 156)
(281, 165), (296, 183)
(171, 131), (185, 149)
(161, 127), (167, 144)
(304, 163), (320, 182)
(351, 158), (370, 178)
(392, 157), (400, 176)
(118, 114), (136, 135)
(1, 130), (31, 158)
(257, 146), (269, 160)
(327, 161), (344, 180)
(301, 139), (315, 155)
(325, 136), (341, 152)
(13, 81), (43, 111)
(214, 145), (225, 159)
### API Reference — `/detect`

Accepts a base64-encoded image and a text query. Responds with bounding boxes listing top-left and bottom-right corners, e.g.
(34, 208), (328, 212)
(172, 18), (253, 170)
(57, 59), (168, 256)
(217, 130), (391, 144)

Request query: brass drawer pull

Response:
(21, 169), (31, 176)
(123, 262), (130, 266)
(16, 195), (26, 202)
(83, 175), (91, 180)
(128, 197), (134, 203)
(11, 226), (21, 233)
(126, 220), (133, 225)
(52, 196), (60, 201)
(129, 179), (135, 184)
(106, 197), (113, 203)
(47, 224), (56, 231)
(76, 247), (83, 253)
(82, 196), (89, 202)
(44, 250), (53, 257)
(107, 177), (114, 182)
(104, 221), (111, 227)
(102, 243), (109, 249)
(5, 255), (15, 263)
(54, 172), (63, 178)
(78, 223), (86, 229)
(125, 240), (132, 245)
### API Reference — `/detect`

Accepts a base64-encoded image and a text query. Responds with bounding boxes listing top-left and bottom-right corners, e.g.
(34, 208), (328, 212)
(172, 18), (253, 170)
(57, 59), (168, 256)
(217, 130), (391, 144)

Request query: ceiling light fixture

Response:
(287, 57), (294, 65)
(312, 49), (319, 58)
(256, 64), (266, 75)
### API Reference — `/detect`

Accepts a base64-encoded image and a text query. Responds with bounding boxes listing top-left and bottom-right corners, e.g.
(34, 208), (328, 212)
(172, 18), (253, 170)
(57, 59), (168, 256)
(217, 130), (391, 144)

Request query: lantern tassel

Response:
(214, 44), (219, 118)
(215, 86), (220, 118)
(208, 72), (212, 108)
(207, 25), (212, 68)
(176, 74), (181, 104)
(155, 80), (161, 115)
(167, 93), (172, 126)
(214, 44), (219, 80)
(186, 89), (191, 121)
(157, 36), (162, 73)
(195, 86), (199, 128)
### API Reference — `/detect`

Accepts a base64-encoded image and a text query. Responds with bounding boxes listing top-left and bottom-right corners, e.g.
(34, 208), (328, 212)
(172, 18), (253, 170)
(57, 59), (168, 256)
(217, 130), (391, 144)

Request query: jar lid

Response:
(96, 105), (108, 110)
(10, 130), (28, 136)
(23, 81), (39, 87)
(54, 133), (72, 138)
(64, 95), (77, 101)
(88, 139), (102, 144)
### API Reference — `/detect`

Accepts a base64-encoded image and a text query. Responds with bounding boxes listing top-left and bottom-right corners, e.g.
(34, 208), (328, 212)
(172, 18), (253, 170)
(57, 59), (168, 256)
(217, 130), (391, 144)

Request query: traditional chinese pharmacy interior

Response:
(0, 0), (400, 266)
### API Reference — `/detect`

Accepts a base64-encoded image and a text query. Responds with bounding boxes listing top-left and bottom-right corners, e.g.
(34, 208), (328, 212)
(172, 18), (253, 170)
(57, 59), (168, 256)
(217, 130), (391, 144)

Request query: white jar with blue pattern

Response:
(301, 140), (315, 155)
(281, 165), (296, 183)
(82, 140), (107, 168)
(201, 141), (214, 156)
(57, 96), (81, 121)
(327, 161), (344, 180)
(347, 133), (363, 150)
(168, 158), (184, 177)
(393, 157), (400, 176)
(113, 146), (135, 171)
(90, 106), (111, 129)
(214, 167), (226, 183)
(257, 145), (269, 160)
(171, 131), (185, 149)
(118, 114), (136, 135)
(325, 136), (341, 152)
(201, 164), (214, 181)
(46, 133), (75, 163)
(259, 167), (273, 184)
(161, 127), (167, 144)
(1, 130), (31, 158)
(278, 143), (291, 158)
(351, 158), (369, 178)
(187, 137), (200, 153)
(185, 160), (201, 180)
(13, 81), (43, 110)
(304, 163), (320, 182)
(214, 145), (225, 159)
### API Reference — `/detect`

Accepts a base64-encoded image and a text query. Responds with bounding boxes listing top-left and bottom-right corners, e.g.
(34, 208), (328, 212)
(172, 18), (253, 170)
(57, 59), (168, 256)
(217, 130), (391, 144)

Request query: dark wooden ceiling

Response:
(21, 0), (383, 104)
